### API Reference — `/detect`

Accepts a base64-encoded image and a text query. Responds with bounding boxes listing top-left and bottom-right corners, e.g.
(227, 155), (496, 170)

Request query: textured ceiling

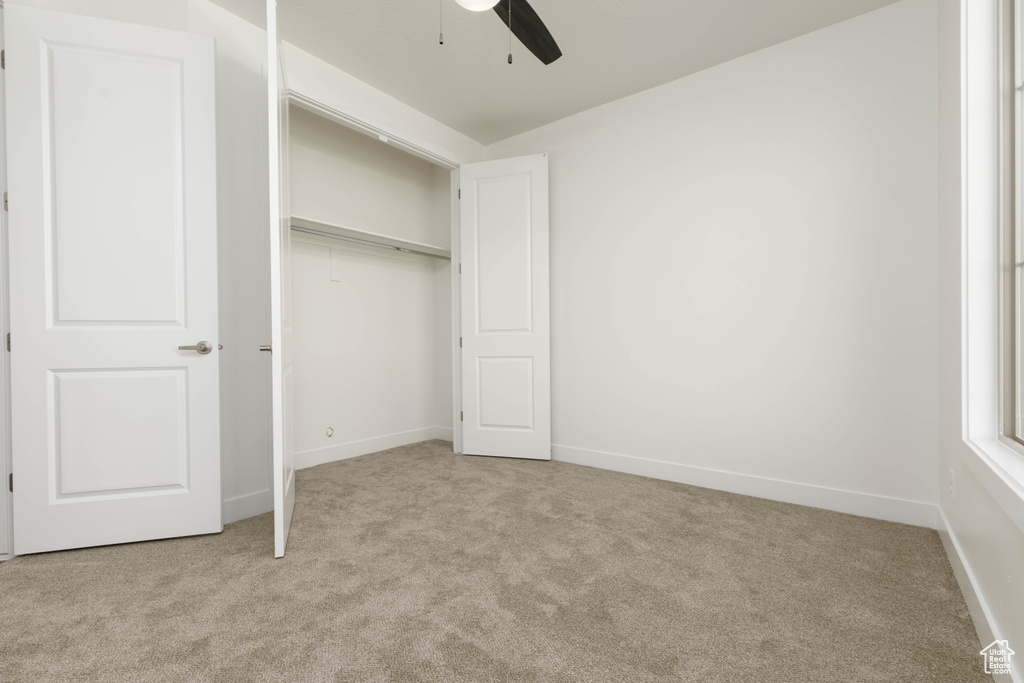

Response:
(209, 0), (902, 144)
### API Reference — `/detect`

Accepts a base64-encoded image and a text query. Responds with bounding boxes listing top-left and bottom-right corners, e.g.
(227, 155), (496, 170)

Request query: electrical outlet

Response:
(949, 468), (956, 502)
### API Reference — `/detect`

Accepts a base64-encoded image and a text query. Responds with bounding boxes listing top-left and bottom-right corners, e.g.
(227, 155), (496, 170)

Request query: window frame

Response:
(1001, 0), (1024, 449)
(999, 0), (1019, 443)
(962, 0), (1024, 535)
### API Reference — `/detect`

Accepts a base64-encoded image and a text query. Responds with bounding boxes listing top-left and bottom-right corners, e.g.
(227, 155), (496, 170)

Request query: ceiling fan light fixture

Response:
(454, 0), (500, 11)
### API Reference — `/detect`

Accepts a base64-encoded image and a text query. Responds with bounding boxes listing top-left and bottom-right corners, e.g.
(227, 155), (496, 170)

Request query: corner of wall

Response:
(223, 489), (272, 525)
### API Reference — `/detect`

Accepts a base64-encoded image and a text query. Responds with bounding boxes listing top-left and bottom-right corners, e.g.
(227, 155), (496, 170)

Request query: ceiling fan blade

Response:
(493, 0), (562, 65)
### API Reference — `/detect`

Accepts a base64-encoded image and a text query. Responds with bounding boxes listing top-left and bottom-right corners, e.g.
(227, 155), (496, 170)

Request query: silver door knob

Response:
(179, 341), (214, 355)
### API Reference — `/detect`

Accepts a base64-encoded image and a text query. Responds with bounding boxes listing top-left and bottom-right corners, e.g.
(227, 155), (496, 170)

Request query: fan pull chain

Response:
(439, 0), (444, 45)
(507, 0), (513, 64)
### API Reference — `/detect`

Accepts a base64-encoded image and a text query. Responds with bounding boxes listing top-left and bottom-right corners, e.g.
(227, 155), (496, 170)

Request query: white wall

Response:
(434, 259), (453, 433)
(431, 167), (454, 434)
(937, 0), (1024, 676)
(186, 0), (274, 524)
(283, 43), (485, 168)
(485, 0), (939, 526)
(289, 105), (451, 249)
(289, 111), (453, 468)
(7, 0), (188, 30)
(290, 238), (451, 468)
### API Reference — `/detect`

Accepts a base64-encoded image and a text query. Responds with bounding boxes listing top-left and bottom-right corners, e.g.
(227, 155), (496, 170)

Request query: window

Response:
(1001, 0), (1024, 447)
(962, 0), (1024, 534)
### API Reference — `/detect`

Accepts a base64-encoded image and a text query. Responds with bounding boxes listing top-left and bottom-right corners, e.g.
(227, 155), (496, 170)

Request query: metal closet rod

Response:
(290, 225), (452, 261)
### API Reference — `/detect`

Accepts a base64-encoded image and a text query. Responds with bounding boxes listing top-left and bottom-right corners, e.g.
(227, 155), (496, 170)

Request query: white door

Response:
(460, 154), (551, 460)
(267, 0), (295, 558)
(0, 7), (10, 558)
(6, 7), (221, 555)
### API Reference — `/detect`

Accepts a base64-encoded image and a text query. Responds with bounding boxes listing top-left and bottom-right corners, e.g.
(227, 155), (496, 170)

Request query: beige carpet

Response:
(0, 440), (987, 682)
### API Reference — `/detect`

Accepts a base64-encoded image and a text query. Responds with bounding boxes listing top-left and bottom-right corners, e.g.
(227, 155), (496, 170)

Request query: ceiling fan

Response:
(450, 0), (562, 65)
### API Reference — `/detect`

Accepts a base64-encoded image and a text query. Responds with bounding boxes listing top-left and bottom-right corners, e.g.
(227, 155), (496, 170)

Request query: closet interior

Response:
(288, 104), (455, 469)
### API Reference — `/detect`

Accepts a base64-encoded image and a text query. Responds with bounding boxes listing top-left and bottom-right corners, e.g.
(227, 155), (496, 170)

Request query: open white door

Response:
(6, 6), (221, 554)
(267, 0), (295, 558)
(460, 154), (551, 460)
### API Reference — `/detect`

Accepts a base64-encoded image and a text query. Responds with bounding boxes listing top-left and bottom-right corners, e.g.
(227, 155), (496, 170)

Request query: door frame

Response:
(0, 0), (12, 561)
(283, 89), (466, 453)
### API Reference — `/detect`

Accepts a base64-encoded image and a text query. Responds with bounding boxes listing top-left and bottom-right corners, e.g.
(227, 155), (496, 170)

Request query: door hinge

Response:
(1, 50), (5, 70)
(458, 188), (461, 199)
(459, 337), (462, 348)
(5, 333), (9, 352)
(459, 263), (462, 274)
(460, 411), (463, 422)
(8, 473), (11, 493)
(3, 192), (7, 212)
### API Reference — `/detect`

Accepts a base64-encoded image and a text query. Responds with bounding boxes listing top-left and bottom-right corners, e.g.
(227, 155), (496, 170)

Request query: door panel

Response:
(478, 357), (534, 429)
(53, 369), (188, 496)
(47, 46), (185, 325)
(7, 6), (221, 554)
(267, 0), (295, 558)
(476, 175), (534, 333)
(460, 154), (550, 460)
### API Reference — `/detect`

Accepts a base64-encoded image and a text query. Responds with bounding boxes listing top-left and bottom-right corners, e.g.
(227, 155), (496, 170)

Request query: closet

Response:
(266, 27), (552, 557)
(287, 105), (455, 469)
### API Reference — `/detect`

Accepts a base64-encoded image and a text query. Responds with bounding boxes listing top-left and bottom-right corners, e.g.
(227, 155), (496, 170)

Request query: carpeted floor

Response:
(0, 440), (987, 682)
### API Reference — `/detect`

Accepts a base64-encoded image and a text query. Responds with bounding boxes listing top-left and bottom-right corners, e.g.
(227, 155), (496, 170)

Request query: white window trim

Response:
(963, 0), (1024, 535)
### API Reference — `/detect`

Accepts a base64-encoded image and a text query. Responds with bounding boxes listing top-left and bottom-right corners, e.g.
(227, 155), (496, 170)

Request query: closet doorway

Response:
(270, 102), (553, 558)
(266, 1), (552, 558)
(288, 106), (456, 471)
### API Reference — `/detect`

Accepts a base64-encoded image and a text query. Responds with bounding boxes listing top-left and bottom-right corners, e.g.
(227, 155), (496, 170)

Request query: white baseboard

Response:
(222, 488), (272, 524)
(938, 508), (1022, 683)
(296, 426), (452, 470)
(551, 444), (939, 529)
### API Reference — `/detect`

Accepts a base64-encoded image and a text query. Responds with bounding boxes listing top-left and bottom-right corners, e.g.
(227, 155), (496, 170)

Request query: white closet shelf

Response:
(290, 216), (452, 260)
